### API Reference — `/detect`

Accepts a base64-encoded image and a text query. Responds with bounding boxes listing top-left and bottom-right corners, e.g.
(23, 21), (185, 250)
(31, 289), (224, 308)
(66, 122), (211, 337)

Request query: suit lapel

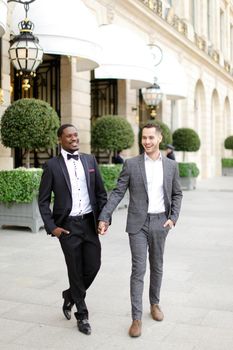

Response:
(58, 154), (72, 194)
(138, 154), (148, 194)
(79, 154), (90, 189)
(162, 156), (173, 197)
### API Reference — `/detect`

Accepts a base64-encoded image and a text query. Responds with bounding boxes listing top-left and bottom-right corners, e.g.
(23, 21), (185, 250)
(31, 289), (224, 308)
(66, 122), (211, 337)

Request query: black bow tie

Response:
(67, 153), (79, 161)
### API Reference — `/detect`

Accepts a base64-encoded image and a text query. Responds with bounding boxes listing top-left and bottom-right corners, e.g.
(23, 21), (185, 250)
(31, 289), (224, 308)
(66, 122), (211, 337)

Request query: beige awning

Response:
(11, 0), (101, 71)
(154, 46), (187, 100)
(95, 24), (155, 89)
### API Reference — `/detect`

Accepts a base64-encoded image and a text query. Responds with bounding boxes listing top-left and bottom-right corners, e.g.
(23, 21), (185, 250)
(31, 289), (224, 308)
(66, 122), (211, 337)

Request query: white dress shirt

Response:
(144, 152), (165, 213)
(61, 148), (92, 216)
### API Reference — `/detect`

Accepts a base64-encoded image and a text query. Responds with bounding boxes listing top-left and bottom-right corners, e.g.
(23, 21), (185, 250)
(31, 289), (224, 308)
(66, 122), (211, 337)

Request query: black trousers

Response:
(59, 213), (101, 320)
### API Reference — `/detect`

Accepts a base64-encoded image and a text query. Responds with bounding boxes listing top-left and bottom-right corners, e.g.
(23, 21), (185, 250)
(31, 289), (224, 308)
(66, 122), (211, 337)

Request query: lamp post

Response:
(8, 0), (43, 90)
(142, 44), (163, 118)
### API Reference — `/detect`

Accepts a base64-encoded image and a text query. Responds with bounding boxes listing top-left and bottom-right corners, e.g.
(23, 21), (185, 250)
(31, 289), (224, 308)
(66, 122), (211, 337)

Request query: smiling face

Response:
(141, 126), (162, 159)
(59, 126), (79, 153)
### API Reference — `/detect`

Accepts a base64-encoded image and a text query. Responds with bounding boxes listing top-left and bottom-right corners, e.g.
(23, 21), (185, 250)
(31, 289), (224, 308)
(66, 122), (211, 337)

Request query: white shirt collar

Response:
(144, 152), (162, 162)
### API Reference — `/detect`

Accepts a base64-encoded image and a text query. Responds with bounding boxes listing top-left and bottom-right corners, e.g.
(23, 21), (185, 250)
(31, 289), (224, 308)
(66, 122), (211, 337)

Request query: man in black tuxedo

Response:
(38, 124), (107, 335)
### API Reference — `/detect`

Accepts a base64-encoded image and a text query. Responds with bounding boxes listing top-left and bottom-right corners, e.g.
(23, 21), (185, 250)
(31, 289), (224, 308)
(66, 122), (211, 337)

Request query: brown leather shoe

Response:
(128, 320), (142, 337)
(151, 304), (164, 321)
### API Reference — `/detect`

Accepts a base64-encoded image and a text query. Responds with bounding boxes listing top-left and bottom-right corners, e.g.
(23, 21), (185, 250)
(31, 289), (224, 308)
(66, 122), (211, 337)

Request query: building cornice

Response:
(111, 0), (233, 85)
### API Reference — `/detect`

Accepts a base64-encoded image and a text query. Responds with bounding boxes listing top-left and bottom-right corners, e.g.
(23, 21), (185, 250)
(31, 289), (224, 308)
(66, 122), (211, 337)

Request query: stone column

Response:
(60, 56), (91, 154)
(117, 80), (139, 158)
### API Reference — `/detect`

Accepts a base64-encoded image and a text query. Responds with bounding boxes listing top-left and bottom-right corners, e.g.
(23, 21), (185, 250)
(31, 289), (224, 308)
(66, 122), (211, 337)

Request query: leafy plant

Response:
(224, 136), (233, 156)
(221, 158), (233, 168)
(0, 168), (43, 204)
(91, 115), (134, 163)
(139, 119), (172, 151)
(178, 162), (200, 178)
(99, 164), (123, 191)
(0, 98), (60, 168)
(173, 128), (201, 161)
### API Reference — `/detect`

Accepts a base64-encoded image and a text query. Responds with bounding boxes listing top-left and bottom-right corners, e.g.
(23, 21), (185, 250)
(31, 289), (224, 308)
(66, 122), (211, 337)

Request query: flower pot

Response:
(179, 177), (196, 190)
(0, 197), (44, 233)
(222, 167), (233, 176)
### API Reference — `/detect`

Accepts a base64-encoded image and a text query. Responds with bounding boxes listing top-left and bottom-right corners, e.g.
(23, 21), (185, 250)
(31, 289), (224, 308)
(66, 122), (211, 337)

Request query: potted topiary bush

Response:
(91, 115), (134, 164)
(222, 136), (233, 176)
(92, 115), (134, 208)
(0, 168), (43, 232)
(173, 127), (201, 190)
(1, 98), (60, 168)
(0, 98), (59, 232)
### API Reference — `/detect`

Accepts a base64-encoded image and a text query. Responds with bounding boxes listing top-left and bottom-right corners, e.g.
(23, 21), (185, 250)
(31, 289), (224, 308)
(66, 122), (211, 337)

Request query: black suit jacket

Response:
(38, 153), (107, 235)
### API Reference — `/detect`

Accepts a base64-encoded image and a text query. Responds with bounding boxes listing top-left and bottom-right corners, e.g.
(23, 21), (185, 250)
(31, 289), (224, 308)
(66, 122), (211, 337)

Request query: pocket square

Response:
(89, 168), (95, 173)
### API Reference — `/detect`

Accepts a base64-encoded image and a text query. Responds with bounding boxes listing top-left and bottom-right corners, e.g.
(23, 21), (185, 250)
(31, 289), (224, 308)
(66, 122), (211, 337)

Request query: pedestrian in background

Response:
(165, 144), (176, 160)
(112, 150), (124, 164)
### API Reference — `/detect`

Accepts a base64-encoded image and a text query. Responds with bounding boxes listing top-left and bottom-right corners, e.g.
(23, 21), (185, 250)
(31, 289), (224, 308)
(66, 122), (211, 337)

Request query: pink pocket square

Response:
(89, 168), (95, 173)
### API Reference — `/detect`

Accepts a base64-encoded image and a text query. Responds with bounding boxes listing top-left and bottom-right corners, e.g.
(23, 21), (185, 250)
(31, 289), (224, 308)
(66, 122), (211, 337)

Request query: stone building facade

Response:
(0, 0), (233, 178)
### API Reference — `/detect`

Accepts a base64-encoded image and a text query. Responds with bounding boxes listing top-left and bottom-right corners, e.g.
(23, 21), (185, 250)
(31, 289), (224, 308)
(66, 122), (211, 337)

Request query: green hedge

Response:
(99, 164), (123, 191)
(0, 165), (122, 204)
(0, 168), (43, 204)
(178, 162), (199, 178)
(222, 158), (233, 168)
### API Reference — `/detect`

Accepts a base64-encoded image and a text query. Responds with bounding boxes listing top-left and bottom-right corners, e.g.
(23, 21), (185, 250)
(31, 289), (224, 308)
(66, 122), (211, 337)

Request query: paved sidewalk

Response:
(0, 176), (233, 349)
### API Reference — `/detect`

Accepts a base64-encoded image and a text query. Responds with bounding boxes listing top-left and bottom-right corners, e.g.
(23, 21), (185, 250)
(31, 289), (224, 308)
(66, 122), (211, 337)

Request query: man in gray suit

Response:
(98, 123), (182, 337)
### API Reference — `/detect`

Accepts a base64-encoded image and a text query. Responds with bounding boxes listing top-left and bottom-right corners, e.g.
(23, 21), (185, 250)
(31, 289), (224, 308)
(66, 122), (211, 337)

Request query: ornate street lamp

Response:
(141, 79), (163, 118)
(8, 0), (43, 90)
(142, 44), (163, 118)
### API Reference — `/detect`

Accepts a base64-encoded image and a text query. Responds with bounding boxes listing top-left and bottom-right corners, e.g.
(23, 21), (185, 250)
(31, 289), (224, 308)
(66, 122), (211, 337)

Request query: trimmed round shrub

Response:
(173, 128), (201, 152)
(224, 136), (233, 150)
(91, 115), (134, 162)
(1, 98), (60, 150)
(139, 119), (172, 151)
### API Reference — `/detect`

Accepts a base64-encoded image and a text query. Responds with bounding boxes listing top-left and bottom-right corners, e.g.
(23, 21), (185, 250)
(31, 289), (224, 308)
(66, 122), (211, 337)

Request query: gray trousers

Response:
(128, 213), (169, 320)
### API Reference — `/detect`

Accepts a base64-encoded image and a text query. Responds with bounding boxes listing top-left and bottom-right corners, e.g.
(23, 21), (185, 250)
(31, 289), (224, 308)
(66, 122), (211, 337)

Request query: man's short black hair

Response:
(57, 124), (76, 137)
(142, 123), (162, 134)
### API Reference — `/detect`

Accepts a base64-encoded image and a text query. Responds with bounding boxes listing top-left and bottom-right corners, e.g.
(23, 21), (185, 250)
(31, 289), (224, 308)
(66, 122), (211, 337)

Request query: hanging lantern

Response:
(8, 0), (43, 91)
(9, 18), (43, 77)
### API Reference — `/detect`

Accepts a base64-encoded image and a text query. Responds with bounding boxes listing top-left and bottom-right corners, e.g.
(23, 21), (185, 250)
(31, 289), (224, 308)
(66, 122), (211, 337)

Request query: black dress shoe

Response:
(62, 291), (74, 320)
(77, 319), (91, 335)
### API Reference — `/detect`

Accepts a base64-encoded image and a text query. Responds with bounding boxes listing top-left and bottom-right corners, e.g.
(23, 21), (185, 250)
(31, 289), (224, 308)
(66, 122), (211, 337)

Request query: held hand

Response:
(52, 227), (70, 238)
(98, 221), (109, 235)
(163, 219), (174, 229)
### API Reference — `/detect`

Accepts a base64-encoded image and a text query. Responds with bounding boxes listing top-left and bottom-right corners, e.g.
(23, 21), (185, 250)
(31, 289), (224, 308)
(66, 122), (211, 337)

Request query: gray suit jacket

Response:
(99, 154), (183, 233)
